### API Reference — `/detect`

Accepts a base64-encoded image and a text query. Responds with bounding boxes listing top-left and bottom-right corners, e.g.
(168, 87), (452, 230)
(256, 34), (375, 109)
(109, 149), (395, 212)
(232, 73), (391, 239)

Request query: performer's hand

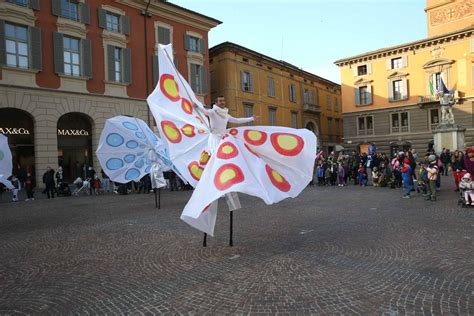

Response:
(253, 115), (260, 121)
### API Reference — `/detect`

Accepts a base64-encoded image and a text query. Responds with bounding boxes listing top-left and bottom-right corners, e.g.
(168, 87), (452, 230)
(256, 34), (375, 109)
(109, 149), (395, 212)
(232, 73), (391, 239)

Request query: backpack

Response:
(420, 169), (429, 182)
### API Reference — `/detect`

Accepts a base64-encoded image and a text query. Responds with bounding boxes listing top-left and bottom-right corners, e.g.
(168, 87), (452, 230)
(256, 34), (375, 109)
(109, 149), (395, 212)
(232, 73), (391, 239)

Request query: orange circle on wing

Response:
(181, 98), (193, 115)
(229, 128), (238, 136)
(270, 132), (304, 156)
(214, 163), (244, 191)
(159, 74), (180, 102)
(265, 164), (291, 192)
(198, 129), (206, 134)
(188, 161), (204, 181)
(216, 142), (238, 160)
(243, 130), (267, 146)
(181, 124), (195, 137)
(161, 121), (182, 143)
(199, 151), (210, 166)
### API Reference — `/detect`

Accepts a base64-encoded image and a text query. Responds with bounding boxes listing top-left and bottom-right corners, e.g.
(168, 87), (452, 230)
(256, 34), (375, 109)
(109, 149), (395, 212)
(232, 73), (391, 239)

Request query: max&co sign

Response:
(57, 129), (90, 136)
(0, 127), (30, 135)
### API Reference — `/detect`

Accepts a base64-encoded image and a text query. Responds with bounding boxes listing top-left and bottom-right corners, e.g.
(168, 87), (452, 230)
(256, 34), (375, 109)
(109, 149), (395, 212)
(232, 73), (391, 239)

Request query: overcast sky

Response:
(171, 0), (427, 83)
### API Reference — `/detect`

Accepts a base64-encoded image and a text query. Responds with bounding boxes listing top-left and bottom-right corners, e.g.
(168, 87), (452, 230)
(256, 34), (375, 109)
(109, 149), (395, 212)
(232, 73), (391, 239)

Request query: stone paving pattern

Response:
(0, 181), (473, 314)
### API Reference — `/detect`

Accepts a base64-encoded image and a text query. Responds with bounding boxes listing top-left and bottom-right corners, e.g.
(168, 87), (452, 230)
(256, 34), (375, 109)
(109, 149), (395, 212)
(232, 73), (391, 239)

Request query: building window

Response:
(357, 116), (373, 135)
(430, 108), (440, 130)
(210, 71), (216, 93)
(391, 112), (409, 133)
(269, 108), (276, 126)
(289, 84), (296, 102)
(5, 23), (29, 69)
(268, 77), (275, 97)
(6, 0), (28, 6)
(359, 86), (368, 105)
(61, 0), (79, 21)
(188, 36), (200, 53)
(63, 36), (81, 76)
(327, 118), (333, 134)
(241, 71), (252, 92)
(190, 63), (206, 94)
(113, 47), (122, 82)
(157, 26), (171, 45)
(106, 13), (120, 32)
(335, 119), (340, 135)
(244, 104), (253, 126)
(357, 65), (367, 76)
(326, 95), (331, 110)
(434, 72), (442, 91)
(291, 112), (297, 128)
(393, 80), (403, 100)
(391, 57), (402, 69)
(334, 97), (339, 112)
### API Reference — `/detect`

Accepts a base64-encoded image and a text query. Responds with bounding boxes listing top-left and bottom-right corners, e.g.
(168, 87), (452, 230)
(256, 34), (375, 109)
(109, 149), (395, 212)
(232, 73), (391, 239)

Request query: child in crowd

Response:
(372, 167), (380, 187)
(416, 162), (428, 194)
(316, 164), (325, 186)
(337, 163), (345, 187)
(10, 175), (20, 202)
(92, 175), (101, 195)
(358, 164), (367, 186)
(401, 159), (413, 198)
(459, 173), (474, 205)
(25, 172), (35, 201)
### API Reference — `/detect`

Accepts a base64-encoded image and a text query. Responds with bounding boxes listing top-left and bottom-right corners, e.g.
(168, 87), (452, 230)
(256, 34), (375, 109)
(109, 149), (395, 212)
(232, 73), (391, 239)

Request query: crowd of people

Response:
(2, 147), (474, 205)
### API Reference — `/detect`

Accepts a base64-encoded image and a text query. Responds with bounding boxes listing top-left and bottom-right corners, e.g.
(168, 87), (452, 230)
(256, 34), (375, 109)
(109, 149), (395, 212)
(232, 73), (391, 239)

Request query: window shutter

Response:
(51, 0), (61, 16)
(81, 38), (92, 78)
(0, 20), (5, 66)
(79, 3), (90, 25)
(366, 63), (372, 74)
(98, 8), (107, 29)
(173, 56), (178, 68)
(249, 72), (253, 92)
(122, 16), (130, 35)
(402, 56), (408, 68)
(107, 45), (115, 81)
(29, 26), (42, 71)
(190, 64), (197, 91)
(29, 0), (40, 10)
(352, 65), (358, 76)
(53, 32), (64, 74)
(402, 79), (408, 100)
(123, 47), (131, 84)
(152, 54), (159, 87)
(354, 87), (360, 106)
(200, 66), (208, 94)
(367, 85), (372, 104)
(184, 35), (190, 51)
(199, 38), (206, 54)
(386, 59), (392, 70)
(388, 80), (394, 101)
(240, 71), (244, 91)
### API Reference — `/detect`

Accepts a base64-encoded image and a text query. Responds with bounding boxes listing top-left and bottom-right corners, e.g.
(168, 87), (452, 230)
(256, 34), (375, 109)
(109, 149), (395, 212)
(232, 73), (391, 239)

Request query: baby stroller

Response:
(72, 177), (90, 196)
(57, 181), (71, 197)
(458, 172), (474, 208)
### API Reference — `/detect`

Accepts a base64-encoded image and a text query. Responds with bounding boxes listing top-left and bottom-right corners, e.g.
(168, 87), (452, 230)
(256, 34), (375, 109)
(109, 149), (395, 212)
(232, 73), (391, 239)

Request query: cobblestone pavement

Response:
(0, 178), (473, 314)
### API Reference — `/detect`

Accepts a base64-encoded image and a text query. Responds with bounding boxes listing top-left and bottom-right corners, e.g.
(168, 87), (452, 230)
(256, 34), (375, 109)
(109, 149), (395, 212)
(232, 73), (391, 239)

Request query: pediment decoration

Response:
(354, 78), (373, 86)
(387, 71), (409, 79)
(423, 58), (455, 69)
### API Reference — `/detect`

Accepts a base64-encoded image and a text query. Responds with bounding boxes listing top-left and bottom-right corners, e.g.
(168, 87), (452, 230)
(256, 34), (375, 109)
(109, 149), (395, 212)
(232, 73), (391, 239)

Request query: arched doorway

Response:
(0, 108), (35, 178)
(305, 122), (316, 133)
(57, 113), (93, 182)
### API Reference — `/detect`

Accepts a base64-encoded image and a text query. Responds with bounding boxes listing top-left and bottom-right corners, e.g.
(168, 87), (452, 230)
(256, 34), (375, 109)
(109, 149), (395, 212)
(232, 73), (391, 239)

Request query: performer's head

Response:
(215, 96), (226, 108)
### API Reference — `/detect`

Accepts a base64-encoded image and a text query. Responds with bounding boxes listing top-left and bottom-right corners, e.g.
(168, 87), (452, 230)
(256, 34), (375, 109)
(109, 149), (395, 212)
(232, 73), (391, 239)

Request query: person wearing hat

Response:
(401, 159), (413, 198)
(464, 148), (474, 177)
(425, 154), (439, 201)
(459, 172), (474, 205)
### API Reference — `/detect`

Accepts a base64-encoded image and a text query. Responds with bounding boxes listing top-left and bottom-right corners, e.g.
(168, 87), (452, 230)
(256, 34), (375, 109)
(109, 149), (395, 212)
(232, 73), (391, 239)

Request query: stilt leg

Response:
(229, 211), (233, 247)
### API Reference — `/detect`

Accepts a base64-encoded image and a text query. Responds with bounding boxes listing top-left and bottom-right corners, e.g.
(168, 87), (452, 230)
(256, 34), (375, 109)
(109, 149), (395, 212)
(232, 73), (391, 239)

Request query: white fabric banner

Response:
(0, 134), (14, 189)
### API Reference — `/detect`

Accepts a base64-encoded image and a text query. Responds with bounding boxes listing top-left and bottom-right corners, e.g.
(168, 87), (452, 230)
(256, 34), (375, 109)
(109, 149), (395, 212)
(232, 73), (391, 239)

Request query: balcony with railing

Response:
(391, 126), (409, 133)
(417, 95), (439, 105)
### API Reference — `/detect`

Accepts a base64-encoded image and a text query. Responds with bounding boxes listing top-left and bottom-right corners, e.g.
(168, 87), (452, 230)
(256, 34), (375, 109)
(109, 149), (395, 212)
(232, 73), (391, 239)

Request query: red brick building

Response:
(0, 0), (220, 184)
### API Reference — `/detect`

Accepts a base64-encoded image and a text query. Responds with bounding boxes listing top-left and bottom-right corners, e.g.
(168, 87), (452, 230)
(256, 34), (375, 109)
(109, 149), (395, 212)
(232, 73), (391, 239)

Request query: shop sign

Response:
(57, 129), (90, 136)
(0, 127), (30, 135)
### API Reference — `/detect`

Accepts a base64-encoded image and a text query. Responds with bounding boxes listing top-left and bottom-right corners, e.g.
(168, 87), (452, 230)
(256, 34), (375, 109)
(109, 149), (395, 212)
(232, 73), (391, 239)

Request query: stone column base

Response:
(432, 124), (466, 155)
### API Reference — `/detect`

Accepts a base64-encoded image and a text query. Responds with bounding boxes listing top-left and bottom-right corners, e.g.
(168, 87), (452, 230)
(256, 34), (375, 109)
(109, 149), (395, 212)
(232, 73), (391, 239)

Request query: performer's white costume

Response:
(0, 134), (14, 189)
(147, 44), (317, 236)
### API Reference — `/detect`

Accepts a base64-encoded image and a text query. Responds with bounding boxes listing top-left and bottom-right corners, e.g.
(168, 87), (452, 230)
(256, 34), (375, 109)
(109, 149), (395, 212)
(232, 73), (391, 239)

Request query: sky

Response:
(170, 0), (427, 83)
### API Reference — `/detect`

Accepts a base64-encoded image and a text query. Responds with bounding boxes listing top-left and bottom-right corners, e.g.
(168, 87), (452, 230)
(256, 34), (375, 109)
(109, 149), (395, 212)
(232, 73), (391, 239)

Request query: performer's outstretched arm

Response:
(228, 115), (256, 124)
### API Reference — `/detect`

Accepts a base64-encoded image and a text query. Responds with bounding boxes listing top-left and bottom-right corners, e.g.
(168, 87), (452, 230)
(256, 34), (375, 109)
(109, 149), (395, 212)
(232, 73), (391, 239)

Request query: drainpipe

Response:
(143, 0), (152, 126)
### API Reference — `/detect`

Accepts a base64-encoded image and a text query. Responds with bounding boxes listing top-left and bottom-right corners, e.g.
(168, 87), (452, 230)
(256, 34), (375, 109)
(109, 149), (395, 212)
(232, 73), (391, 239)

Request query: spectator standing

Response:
(25, 172), (35, 201)
(425, 155), (439, 201)
(43, 167), (55, 199)
(401, 159), (413, 199)
(10, 175), (20, 202)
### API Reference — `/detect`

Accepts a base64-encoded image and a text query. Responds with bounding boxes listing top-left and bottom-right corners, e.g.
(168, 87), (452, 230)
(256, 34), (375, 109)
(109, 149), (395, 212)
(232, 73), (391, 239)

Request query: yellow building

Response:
(335, 0), (474, 155)
(209, 42), (342, 153)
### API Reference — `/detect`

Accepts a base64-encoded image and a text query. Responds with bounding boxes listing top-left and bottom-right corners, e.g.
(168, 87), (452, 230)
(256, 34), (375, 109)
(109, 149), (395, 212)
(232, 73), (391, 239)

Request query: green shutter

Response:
(107, 45), (115, 81)
(249, 72), (253, 92)
(29, 26), (42, 71)
(388, 80), (394, 101)
(53, 32), (64, 74)
(0, 20), (5, 66)
(190, 64), (197, 91)
(80, 3), (90, 24)
(123, 47), (131, 84)
(98, 8), (107, 29)
(200, 66), (207, 94)
(29, 0), (40, 10)
(199, 38), (205, 54)
(354, 87), (360, 106)
(184, 34), (190, 51)
(51, 0), (61, 16)
(122, 16), (130, 35)
(367, 85), (372, 104)
(82, 38), (92, 78)
(152, 55), (159, 87)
